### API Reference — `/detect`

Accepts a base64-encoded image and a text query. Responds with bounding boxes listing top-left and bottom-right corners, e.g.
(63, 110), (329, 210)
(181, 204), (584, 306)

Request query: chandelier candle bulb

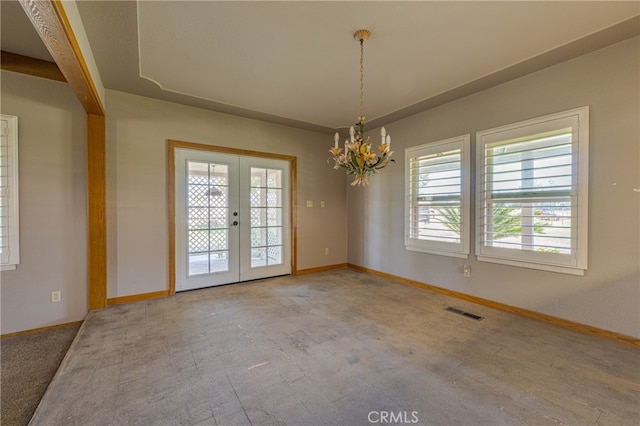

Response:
(334, 132), (339, 149)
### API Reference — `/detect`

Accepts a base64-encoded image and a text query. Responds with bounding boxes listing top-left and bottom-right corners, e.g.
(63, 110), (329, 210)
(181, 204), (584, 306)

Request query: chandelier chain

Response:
(359, 38), (365, 124)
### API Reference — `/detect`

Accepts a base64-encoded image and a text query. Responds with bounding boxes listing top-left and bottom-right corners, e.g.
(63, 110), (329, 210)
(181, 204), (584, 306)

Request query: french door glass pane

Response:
(250, 167), (283, 268)
(267, 227), (281, 245)
(187, 161), (230, 275)
(266, 208), (281, 226)
(251, 227), (266, 247)
(267, 169), (281, 187)
(267, 188), (282, 207)
(268, 246), (282, 264)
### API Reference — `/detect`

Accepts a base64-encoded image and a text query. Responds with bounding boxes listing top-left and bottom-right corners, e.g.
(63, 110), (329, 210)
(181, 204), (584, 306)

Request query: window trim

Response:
(1, 114), (20, 271)
(405, 134), (471, 259)
(475, 106), (589, 275)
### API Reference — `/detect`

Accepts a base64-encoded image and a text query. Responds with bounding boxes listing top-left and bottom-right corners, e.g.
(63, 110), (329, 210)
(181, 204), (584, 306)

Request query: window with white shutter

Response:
(405, 135), (470, 258)
(476, 107), (588, 275)
(1, 115), (19, 271)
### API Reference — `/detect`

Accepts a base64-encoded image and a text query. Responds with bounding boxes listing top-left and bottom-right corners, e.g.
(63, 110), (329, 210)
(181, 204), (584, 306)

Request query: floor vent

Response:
(445, 306), (484, 321)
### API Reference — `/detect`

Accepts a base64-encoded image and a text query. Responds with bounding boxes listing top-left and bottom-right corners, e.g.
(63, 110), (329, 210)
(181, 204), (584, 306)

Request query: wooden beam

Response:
(87, 114), (107, 309)
(0, 50), (66, 82)
(18, 1), (108, 310)
(18, 0), (104, 115)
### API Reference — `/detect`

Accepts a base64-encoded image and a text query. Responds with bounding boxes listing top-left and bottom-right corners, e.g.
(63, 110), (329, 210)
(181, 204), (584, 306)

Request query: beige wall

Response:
(106, 90), (348, 298)
(0, 71), (88, 334)
(347, 37), (640, 338)
(2, 36), (637, 339)
(0, 74), (348, 333)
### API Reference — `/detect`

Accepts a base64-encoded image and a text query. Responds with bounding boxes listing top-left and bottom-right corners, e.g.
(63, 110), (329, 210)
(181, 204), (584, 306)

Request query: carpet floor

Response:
(27, 270), (640, 425)
(1, 324), (80, 426)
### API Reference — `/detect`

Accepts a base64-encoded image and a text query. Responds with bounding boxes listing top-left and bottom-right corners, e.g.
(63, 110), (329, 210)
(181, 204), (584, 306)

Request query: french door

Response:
(174, 148), (291, 291)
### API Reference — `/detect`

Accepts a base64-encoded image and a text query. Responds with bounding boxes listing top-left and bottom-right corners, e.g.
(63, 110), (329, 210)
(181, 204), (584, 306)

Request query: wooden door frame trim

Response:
(167, 139), (298, 295)
(19, 0), (107, 310)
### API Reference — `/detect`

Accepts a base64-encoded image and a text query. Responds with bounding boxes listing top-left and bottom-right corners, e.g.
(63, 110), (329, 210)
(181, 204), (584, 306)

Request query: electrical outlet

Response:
(324, 248), (329, 255)
(463, 265), (471, 278)
(320, 201), (325, 208)
(306, 200), (313, 208)
(51, 291), (61, 303)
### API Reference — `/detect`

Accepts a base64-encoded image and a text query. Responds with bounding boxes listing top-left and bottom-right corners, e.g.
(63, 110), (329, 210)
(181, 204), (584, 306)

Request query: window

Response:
(476, 107), (588, 275)
(405, 135), (470, 258)
(0, 115), (19, 271)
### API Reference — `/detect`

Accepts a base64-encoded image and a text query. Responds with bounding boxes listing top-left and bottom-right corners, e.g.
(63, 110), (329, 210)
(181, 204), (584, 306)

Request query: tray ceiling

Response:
(3, 1), (639, 133)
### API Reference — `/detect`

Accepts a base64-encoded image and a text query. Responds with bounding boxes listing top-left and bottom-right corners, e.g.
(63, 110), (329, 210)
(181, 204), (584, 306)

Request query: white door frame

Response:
(168, 140), (297, 295)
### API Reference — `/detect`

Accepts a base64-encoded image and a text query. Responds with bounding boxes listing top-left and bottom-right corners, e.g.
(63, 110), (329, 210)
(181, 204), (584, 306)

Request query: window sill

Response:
(406, 245), (469, 259)
(477, 255), (585, 276)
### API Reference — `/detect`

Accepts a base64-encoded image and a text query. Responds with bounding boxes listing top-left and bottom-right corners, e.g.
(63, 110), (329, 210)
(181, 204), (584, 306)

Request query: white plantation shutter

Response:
(476, 107), (588, 275)
(405, 135), (470, 258)
(0, 115), (19, 270)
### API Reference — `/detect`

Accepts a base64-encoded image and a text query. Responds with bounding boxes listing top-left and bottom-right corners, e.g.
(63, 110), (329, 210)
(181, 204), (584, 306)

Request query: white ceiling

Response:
(2, 1), (639, 133)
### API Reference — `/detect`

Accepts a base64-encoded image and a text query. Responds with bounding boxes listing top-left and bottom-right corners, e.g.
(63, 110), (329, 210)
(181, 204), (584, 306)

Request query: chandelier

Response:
(329, 29), (393, 187)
